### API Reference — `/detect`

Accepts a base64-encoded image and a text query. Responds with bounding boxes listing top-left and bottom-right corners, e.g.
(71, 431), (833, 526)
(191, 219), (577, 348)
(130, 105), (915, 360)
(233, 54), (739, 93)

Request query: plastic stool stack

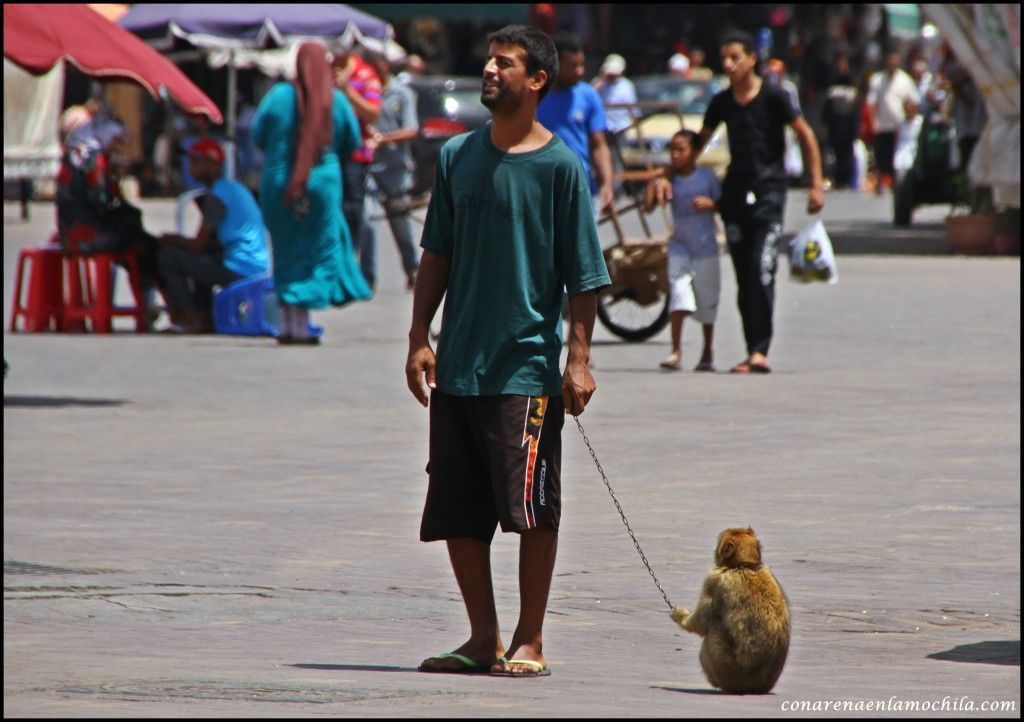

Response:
(61, 250), (148, 333)
(9, 242), (65, 332)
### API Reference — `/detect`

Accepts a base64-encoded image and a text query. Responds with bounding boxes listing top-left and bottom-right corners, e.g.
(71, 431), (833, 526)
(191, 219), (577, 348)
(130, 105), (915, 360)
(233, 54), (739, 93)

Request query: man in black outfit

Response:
(698, 30), (824, 374)
(824, 54), (859, 189)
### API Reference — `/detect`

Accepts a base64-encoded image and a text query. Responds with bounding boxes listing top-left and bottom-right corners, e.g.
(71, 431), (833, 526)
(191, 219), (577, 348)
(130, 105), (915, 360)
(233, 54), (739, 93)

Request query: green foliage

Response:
(949, 174), (993, 215)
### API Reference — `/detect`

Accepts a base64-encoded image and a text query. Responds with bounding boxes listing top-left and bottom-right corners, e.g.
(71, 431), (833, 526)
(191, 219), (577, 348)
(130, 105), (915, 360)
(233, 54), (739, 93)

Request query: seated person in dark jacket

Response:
(156, 139), (271, 333)
(56, 114), (160, 316)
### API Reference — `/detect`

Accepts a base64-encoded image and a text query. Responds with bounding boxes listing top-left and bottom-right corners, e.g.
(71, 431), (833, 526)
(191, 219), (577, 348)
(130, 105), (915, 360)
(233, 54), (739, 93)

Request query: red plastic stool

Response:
(9, 239), (65, 332)
(62, 249), (148, 333)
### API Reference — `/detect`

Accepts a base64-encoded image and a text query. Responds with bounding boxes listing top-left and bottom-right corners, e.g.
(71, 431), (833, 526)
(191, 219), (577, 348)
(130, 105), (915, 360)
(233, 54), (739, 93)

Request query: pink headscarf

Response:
(285, 42), (334, 204)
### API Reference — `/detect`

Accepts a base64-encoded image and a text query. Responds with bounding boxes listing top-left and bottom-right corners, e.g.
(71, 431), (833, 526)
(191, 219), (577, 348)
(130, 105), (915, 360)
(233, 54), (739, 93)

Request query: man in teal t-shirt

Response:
(407, 25), (610, 678)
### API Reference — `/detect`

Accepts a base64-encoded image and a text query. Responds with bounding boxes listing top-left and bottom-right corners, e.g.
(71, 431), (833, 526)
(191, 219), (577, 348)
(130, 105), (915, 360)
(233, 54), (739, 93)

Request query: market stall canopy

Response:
(3, 59), (63, 182)
(3, 3), (223, 124)
(118, 3), (397, 166)
(350, 4), (529, 23)
(923, 4), (1020, 208)
(118, 3), (395, 55)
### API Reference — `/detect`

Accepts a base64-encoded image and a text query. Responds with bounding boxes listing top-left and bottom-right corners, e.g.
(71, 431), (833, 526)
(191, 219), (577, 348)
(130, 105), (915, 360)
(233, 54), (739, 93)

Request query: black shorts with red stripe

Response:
(420, 391), (564, 543)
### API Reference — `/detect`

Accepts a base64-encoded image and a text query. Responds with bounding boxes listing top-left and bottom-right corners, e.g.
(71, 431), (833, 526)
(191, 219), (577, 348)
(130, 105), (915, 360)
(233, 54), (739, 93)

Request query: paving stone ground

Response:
(4, 194), (1019, 717)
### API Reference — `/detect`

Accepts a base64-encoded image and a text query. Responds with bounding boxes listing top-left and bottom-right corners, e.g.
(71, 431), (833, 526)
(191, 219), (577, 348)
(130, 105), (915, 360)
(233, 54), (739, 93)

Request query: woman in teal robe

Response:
(252, 42), (371, 343)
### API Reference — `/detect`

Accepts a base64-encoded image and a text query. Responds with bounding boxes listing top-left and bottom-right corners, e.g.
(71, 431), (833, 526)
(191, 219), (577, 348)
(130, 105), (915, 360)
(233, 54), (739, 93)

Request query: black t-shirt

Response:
(704, 81), (799, 190)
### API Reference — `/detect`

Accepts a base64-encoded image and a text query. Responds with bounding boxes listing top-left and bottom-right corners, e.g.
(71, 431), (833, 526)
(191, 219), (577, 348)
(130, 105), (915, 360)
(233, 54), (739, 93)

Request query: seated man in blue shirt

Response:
(157, 139), (271, 333)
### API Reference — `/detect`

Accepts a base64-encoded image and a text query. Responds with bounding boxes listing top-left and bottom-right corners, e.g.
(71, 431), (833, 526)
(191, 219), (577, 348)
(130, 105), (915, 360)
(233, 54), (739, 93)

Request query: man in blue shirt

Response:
(157, 139), (270, 333)
(364, 50), (420, 291)
(537, 32), (615, 216)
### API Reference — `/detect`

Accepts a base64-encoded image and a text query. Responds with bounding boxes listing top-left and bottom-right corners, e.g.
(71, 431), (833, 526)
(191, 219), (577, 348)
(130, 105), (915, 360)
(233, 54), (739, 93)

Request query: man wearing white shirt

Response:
(592, 53), (637, 194)
(867, 51), (919, 191)
(593, 53), (637, 135)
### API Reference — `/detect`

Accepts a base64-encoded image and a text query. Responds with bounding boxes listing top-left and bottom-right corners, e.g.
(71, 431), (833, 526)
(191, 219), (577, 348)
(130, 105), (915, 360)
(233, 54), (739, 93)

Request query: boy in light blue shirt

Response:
(645, 129), (721, 371)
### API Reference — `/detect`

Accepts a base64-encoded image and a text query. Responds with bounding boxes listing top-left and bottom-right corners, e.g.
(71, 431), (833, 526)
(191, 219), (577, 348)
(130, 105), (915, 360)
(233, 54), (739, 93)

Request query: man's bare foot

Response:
(490, 642), (546, 674)
(419, 639), (504, 673)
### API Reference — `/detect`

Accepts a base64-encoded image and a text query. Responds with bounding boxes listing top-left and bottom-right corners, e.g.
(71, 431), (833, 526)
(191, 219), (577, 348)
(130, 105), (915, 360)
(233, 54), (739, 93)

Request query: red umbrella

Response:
(3, 3), (223, 123)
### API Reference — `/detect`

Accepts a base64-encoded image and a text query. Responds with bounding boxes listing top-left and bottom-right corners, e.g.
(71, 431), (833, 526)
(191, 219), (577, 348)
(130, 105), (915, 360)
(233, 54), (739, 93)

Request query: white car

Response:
(615, 75), (730, 178)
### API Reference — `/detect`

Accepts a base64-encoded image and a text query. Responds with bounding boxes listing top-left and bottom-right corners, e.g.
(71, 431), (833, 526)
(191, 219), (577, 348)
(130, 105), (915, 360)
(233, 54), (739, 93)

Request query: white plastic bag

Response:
(784, 126), (804, 179)
(789, 219), (838, 284)
(852, 139), (868, 190)
(894, 115), (923, 173)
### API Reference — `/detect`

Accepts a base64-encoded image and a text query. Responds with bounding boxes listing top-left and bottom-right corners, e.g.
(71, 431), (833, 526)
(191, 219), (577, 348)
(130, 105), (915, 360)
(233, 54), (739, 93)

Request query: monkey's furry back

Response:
(674, 563), (791, 694)
(714, 564), (789, 669)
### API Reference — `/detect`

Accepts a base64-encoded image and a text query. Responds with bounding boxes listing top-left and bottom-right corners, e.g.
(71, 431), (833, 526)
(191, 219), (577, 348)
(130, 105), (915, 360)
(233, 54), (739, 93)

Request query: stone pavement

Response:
(3, 194), (1020, 717)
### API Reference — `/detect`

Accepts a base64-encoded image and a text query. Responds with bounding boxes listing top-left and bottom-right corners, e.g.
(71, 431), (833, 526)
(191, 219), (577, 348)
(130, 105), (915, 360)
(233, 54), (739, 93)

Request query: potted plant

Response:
(945, 179), (998, 255)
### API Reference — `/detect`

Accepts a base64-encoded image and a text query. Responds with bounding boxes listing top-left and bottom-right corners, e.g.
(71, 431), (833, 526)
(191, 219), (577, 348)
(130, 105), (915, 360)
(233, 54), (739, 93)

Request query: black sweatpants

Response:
(873, 130), (896, 178)
(721, 185), (786, 358)
(342, 160), (372, 286)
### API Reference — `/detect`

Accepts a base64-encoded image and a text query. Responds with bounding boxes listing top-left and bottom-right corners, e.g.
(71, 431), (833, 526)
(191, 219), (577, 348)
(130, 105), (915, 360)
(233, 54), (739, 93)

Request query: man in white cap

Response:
(592, 53), (637, 193)
(593, 53), (637, 136)
(668, 52), (691, 79)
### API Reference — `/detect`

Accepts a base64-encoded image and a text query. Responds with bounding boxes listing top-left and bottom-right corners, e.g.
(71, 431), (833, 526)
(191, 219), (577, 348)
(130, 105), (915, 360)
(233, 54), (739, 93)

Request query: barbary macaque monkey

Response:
(671, 527), (790, 694)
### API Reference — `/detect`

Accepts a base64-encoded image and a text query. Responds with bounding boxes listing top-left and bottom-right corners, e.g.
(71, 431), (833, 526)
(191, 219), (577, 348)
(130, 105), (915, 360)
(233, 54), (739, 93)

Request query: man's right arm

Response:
(158, 194), (222, 253)
(563, 290), (598, 416)
(406, 250), (449, 407)
(697, 95), (721, 157)
(588, 130), (614, 211)
(407, 140), (457, 406)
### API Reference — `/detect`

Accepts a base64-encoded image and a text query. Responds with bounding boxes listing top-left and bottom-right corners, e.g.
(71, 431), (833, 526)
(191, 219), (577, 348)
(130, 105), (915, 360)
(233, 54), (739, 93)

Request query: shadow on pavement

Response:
(927, 640), (1020, 666)
(590, 339), (655, 347)
(288, 663), (420, 673)
(652, 685), (739, 695)
(4, 560), (114, 575)
(594, 367), (679, 374)
(4, 395), (127, 408)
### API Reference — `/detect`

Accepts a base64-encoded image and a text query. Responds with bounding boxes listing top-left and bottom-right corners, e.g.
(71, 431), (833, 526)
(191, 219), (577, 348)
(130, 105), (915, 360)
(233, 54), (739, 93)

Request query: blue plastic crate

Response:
(213, 274), (278, 336)
(213, 274), (322, 338)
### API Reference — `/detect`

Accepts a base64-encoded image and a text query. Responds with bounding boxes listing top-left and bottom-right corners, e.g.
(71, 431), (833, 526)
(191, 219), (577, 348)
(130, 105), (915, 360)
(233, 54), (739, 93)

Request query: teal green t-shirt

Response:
(421, 127), (611, 397)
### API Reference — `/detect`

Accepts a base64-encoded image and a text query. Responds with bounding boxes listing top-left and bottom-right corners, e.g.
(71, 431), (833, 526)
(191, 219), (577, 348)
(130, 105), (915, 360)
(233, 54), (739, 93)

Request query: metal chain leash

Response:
(573, 415), (674, 611)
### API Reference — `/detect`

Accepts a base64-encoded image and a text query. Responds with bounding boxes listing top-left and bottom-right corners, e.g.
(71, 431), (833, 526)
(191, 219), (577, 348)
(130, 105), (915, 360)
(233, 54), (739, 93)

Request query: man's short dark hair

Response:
(552, 31), (583, 56)
(720, 29), (756, 55)
(487, 24), (559, 100)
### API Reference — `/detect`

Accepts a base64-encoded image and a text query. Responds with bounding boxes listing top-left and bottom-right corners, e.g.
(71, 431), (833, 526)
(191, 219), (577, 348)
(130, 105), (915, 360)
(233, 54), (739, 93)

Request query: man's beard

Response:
(481, 80), (523, 113)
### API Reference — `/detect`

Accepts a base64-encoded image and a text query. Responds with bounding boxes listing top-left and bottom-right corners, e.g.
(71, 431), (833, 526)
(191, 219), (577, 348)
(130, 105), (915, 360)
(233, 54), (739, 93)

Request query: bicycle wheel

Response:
(597, 286), (670, 342)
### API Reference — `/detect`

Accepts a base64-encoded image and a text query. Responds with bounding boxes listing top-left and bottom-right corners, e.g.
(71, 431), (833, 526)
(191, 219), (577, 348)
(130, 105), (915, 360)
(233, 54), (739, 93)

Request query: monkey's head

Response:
(715, 527), (763, 569)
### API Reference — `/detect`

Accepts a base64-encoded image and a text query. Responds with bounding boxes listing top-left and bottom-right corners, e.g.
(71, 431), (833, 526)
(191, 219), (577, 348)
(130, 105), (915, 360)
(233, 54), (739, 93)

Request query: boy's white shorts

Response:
(668, 252), (721, 324)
